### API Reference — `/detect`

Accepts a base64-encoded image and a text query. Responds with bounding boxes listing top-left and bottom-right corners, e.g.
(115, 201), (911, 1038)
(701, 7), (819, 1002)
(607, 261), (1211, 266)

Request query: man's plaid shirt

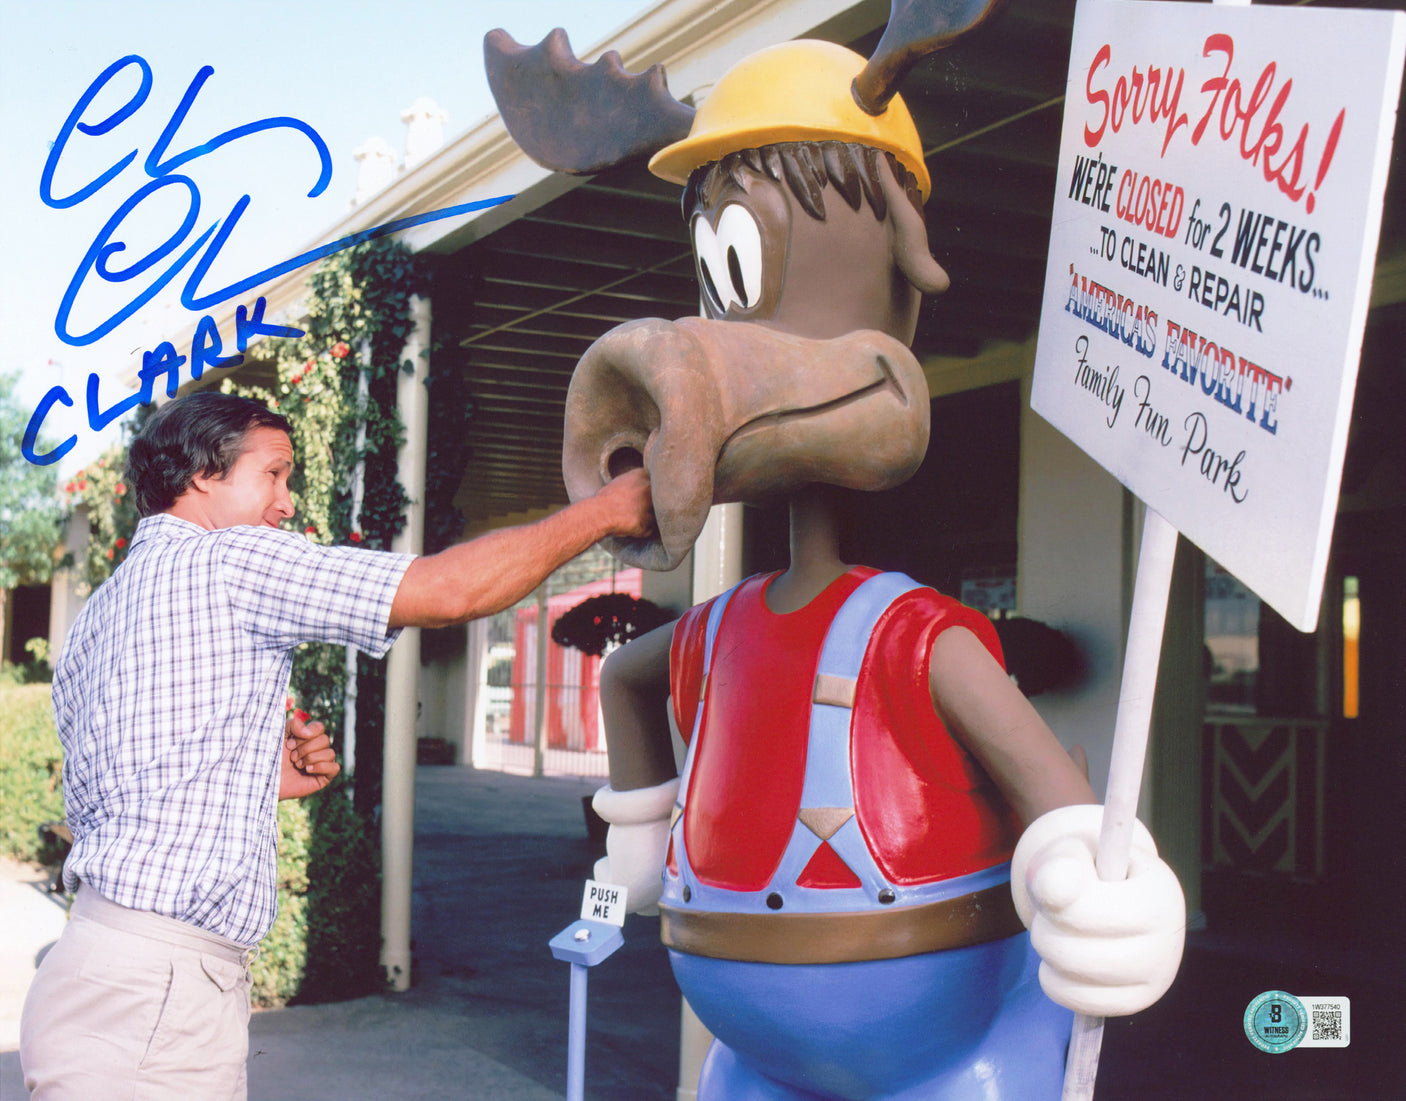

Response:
(53, 514), (414, 946)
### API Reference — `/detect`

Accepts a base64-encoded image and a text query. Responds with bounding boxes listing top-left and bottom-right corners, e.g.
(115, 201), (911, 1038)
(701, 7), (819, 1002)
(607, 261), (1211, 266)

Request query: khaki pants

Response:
(19, 887), (254, 1101)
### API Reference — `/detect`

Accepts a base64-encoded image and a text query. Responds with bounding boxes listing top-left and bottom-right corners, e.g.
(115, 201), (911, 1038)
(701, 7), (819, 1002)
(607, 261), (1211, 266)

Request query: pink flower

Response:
(114, 482), (127, 497)
(65, 482), (75, 494)
(115, 537), (127, 549)
(104, 548), (114, 560)
(285, 695), (295, 711)
(293, 708), (310, 723)
(77, 480), (88, 492)
(330, 341), (350, 359)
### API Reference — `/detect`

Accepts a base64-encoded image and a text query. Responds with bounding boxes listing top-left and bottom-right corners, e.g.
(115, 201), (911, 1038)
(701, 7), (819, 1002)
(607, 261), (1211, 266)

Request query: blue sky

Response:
(0, 0), (657, 474)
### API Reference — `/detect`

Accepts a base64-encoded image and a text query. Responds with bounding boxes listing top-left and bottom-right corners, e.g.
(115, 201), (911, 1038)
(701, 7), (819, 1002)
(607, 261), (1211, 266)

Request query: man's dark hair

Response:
(126, 392), (293, 517)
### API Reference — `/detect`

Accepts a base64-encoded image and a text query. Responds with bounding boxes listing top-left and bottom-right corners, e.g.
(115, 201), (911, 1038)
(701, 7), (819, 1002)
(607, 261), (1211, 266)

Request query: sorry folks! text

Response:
(1082, 34), (1346, 215)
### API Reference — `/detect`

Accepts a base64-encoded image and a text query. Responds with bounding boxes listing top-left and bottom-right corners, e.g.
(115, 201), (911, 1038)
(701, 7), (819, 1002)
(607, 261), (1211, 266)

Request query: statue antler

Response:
(852, 0), (1007, 116)
(484, 27), (696, 175)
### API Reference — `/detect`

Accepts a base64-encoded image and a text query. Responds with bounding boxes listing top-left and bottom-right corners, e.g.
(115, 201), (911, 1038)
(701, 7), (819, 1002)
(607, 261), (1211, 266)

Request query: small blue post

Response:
(549, 919), (624, 1101)
(567, 962), (587, 1099)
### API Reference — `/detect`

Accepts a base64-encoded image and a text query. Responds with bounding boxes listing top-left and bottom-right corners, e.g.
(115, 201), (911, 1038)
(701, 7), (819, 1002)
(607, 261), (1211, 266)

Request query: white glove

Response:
(1011, 804), (1185, 1017)
(591, 778), (679, 915)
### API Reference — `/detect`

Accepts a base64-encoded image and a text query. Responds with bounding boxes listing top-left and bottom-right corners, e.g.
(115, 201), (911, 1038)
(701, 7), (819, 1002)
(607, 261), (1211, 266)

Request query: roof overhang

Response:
(136, 0), (1406, 537)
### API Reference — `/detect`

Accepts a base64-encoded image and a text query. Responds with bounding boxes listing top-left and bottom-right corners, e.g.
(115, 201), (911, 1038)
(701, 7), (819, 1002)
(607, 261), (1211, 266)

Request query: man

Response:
(19, 391), (654, 1100)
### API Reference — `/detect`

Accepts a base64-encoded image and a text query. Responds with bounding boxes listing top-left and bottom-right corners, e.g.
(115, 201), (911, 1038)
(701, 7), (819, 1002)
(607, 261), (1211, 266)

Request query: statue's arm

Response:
(599, 620), (677, 791)
(927, 625), (1095, 824)
(592, 620), (679, 911)
(929, 623), (1185, 1018)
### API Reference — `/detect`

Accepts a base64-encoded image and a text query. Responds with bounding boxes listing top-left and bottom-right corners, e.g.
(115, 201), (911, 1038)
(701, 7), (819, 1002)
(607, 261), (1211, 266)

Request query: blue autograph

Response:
(24, 55), (512, 465)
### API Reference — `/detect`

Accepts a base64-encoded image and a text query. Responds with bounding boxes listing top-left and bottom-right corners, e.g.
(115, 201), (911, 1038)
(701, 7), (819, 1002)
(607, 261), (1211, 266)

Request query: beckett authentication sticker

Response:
(1244, 991), (1307, 1053)
(1244, 991), (1352, 1052)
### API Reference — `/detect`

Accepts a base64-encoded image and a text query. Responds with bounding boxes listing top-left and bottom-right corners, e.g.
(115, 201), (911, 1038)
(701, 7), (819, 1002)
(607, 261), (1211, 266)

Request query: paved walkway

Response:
(0, 861), (67, 1056)
(3, 767), (1402, 1099)
(1, 769), (679, 1101)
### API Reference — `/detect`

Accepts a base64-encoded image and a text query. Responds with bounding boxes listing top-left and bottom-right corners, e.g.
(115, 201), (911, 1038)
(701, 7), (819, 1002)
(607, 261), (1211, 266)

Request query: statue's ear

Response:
(880, 157), (950, 295)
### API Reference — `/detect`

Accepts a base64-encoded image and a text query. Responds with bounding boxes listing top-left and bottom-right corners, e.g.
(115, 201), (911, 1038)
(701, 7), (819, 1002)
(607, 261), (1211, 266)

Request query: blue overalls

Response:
(659, 573), (1071, 1100)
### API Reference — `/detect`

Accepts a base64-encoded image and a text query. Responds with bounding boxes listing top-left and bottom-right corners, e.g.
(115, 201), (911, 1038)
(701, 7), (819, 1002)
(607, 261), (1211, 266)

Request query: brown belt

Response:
(659, 883), (1024, 965)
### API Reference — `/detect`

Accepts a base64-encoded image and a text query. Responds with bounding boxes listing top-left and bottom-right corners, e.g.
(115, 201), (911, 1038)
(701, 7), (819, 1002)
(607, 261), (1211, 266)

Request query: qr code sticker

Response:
(1313, 1009), (1342, 1041)
(1299, 997), (1350, 1048)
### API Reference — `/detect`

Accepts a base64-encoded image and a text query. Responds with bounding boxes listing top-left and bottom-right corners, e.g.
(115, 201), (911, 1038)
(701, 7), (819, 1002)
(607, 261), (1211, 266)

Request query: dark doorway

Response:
(6, 586), (51, 665)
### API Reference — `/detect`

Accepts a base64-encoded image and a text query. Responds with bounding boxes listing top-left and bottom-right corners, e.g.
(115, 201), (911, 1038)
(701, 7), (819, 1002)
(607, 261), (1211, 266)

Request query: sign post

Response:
(548, 880), (629, 1101)
(1061, 506), (1178, 1099)
(1032, 2), (1405, 1096)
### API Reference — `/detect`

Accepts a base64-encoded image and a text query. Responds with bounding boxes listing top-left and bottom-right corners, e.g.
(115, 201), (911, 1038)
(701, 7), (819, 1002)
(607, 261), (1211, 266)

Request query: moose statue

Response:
(486, 2), (1185, 1097)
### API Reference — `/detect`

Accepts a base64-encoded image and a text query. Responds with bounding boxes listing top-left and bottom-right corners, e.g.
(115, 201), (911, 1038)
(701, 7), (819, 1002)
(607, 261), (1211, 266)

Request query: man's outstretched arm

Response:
(388, 468), (653, 629)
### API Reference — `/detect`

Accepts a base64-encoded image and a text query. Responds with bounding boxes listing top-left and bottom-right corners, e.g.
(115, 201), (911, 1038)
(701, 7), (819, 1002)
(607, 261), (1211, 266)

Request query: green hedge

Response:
(0, 682), (382, 1008)
(0, 682), (66, 863)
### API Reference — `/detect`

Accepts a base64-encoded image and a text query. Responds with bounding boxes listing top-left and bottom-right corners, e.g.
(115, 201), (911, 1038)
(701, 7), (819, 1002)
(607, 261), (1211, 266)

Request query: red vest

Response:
(668, 568), (1020, 892)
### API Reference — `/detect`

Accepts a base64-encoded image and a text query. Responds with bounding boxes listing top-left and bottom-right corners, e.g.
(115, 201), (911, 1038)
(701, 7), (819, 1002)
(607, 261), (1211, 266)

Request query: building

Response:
(129, 0), (1404, 1047)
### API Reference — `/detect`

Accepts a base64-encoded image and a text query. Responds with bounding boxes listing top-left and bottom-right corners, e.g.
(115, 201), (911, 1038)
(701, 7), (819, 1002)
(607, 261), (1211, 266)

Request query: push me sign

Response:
(580, 880), (628, 927)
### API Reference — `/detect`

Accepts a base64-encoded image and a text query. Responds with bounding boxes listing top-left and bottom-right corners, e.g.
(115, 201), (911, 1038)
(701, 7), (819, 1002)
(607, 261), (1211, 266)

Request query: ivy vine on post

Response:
(220, 238), (432, 814)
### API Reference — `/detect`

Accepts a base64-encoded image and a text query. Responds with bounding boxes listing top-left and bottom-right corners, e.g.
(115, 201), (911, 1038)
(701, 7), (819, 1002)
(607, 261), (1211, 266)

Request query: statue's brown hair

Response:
(681, 141), (924, 223)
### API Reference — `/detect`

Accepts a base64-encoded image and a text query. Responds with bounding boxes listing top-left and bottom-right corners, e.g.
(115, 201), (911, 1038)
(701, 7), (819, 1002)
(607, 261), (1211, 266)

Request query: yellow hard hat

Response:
(649, 39), (930, 200)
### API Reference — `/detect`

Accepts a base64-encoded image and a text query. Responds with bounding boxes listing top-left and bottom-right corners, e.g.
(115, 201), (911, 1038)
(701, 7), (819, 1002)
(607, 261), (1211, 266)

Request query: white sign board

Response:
(580, 879), (628, 926)
(1032, 0), (1406, 631)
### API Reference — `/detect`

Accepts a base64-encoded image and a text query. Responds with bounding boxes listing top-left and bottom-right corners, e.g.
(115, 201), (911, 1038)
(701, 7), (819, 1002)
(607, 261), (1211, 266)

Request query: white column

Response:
(690, 503), (744, 600)
(47, 505), (90, 659)
(464, 617), (491, 768)
(532, 585), (550, 777)
(677, 503), (744, 1099)
(381, 295), (431, 992)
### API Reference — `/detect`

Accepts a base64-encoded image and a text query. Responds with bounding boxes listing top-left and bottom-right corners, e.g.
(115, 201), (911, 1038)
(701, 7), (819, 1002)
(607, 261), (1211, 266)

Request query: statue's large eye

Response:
(693, 204), (764, 316)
